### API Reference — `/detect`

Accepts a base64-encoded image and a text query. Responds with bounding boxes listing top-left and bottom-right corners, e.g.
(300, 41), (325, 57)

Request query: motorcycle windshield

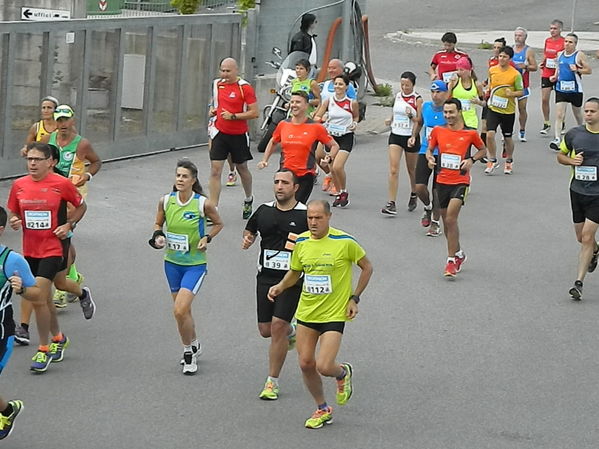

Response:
(277, 51), (311, 86)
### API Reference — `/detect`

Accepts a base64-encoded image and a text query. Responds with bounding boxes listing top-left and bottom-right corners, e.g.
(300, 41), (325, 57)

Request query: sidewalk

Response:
(387, 29), (599, 53)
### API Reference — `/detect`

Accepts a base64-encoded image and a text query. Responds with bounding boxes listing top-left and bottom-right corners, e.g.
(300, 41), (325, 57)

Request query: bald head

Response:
(327, 59), (344, 79)
(220, 57), (239, 82)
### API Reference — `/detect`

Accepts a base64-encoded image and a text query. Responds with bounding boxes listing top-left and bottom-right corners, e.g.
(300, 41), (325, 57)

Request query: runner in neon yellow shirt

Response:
(268, 200), (372, 429)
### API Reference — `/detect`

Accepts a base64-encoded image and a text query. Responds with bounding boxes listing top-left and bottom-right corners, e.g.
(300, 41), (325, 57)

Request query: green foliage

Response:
(478, 40), (492, 49)
(374, 83), (392, 97)
(236, 0), (255, 26)
(171, 0), (201, 15)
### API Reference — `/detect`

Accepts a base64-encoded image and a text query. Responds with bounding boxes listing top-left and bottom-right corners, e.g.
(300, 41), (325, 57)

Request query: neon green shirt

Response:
(163, 192), (207, 266)
(290, 227), (366, 322)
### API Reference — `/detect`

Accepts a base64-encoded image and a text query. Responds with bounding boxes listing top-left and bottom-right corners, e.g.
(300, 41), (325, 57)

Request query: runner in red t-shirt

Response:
(208, 57), (259, 219)
(540, 20), (565, 134)
(425, 99), (486, 279)
(6, 142), (95, 373)
(429, 32), (471, 84)
(258, 91), (339, 203)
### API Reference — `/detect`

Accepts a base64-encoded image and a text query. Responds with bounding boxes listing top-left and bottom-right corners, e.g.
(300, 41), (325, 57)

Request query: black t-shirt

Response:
(289, 30), (313, 55)
(245, 201), (308, 280)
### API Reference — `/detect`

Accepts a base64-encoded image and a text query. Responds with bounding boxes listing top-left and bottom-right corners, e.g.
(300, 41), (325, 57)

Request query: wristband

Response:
(148, 230), (166, 249)
(231, 113), (237, 120)
(469, 157), (476, 164)
(16, 286), (25, 295)
(350, 294), (360, 304)
(204, 234), (213, 243)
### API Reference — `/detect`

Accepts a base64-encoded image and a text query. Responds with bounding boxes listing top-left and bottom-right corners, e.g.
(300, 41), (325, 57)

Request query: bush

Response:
(374, 83), (392, 97)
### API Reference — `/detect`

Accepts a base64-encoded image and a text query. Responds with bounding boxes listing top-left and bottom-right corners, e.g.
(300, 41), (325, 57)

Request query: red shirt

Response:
(272, 120), (332, 176)
(542, 36), (565, 78)
(429, 126), (484, 185)
(431, 50), (470, 81)
(7, 172), (83, 258)
(214, 79), (257, 135)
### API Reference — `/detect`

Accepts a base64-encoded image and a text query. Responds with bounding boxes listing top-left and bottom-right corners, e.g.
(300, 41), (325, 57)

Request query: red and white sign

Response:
(98, 0), (107, 11)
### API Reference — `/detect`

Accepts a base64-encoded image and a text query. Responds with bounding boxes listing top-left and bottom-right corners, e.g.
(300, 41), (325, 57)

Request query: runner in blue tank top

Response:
(512, 27), (537, 142)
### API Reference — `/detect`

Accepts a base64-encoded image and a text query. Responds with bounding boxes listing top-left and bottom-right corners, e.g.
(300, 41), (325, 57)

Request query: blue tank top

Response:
(512, 45), (528, 75)
(556, 51), (582, 93)
(419, 102), (446, 155)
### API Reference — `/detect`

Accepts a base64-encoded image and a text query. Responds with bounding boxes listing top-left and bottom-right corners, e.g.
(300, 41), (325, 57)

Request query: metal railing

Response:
(0, 13), (242, 179)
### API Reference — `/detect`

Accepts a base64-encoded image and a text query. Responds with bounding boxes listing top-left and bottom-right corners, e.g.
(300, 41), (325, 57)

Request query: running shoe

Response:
(180, 343), (202, 365)
(14, 325), (29, 346)
(243, 197), (253, 219)
(335, 363), (353, 406)
(549, 138), (560, 151)
(67, 273), (85, 303)
(305, 407), (333, 429)
(30, 350), (51, 373)
(381, 201), (397, 215)
(408, 193), (417, 211)
(321, 175), (332, 192)
(588, 244), (599, 273)
(455, 253), (467, 273)
(444, 259), (457, 278)
(569, 280), (583, 301)
(288, 320), (297, 351)
(53, 289), (67, 309)
(259, 380), (280, 400)
(333, 192), (349, 208)
(48, 334), (70, 362)
(540, 123), (551, 135)
(226, 171), (237, 187)
(79, 287), (96, 320)
(519, 130), (527, 142)
(484, 160), (499, 175)
(421, 207), (432, 227)
(0, 400), (24, 440)
(504, 161), (513, 175)
(182, 351), (198, 375)
(427, 220), (442, 237)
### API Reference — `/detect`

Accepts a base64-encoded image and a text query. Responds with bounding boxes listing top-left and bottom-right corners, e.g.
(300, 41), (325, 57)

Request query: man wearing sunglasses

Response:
(7, 142), (96, 373)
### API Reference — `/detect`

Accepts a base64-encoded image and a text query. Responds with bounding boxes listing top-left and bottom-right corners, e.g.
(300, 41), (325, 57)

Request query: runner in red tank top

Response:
(540, 20), (565, 134)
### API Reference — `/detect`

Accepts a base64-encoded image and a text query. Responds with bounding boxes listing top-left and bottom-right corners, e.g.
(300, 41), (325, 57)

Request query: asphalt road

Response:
(2, 2), (599, 448)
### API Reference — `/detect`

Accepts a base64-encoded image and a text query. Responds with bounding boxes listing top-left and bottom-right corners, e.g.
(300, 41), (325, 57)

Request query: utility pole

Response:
(341, 0), (352, 63)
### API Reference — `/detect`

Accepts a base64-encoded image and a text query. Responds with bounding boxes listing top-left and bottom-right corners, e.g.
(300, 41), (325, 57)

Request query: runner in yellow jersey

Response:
(267, 200), (373, 429)
(20, 96), (59, 157)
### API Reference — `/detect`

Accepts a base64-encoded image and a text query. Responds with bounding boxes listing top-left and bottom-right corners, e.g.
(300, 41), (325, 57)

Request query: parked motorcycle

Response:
(257, 48), (311, 153)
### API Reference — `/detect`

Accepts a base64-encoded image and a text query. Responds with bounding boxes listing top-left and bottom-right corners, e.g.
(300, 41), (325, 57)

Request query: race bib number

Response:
(560, 80), (575, 92)
(546, 58), (556, 69)
(460, 99), (471, 111)
(440, 153), (461, 170)
(166, 232), (189, 252)
(327, 123), (347, 136)
(304, 274), (332, 295)
(24, 211), (51, 230)
(263, 250), (290, 270)
(490, 95), (508, 109)
(392, 114), (411, 131)
(442, 71), (457, 83)
(575, 166), (597, 181)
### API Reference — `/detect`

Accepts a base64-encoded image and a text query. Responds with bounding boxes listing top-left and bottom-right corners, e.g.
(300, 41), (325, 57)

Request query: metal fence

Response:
(0, 13), (241, 179)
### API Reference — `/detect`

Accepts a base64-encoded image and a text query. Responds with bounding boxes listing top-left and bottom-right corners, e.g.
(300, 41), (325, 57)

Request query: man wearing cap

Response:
(40, 105), (101, 308)
(414, 80), (449, 237)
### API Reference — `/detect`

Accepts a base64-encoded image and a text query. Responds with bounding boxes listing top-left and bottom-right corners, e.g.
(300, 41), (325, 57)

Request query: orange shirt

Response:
(429, 126), (484, 185)
(272, 119), (332, 176)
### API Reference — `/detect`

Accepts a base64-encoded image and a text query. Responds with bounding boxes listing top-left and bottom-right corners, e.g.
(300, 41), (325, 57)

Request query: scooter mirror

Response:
(272, 47), (282, 58)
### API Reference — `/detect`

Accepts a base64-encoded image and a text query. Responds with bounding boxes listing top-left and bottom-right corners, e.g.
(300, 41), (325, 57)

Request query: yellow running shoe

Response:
(304, 407), (333, 429)
(335, 363), (353, 405)
(259, 380), (279, 400)
(52, 289), (67, 309)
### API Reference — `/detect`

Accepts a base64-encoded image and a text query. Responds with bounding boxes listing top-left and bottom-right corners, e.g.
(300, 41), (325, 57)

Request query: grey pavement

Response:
(2, 2), (599, 448)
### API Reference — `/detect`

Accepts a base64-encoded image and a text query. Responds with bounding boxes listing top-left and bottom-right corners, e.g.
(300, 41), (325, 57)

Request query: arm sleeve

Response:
(290, 242), (303, 271)
(347, 239), (366, 264)
(62, 180), (83, 207)
(431, 53), (439, 67)
(317, 124), (333, 145)
(245, 206), (260, 233)
(514, 73), (524, 91)
(242, 84), (257, 106)
(5, 252), (36, 287)
(7, 184), (20, 215)
(472, 131), (485, 150)
(272, 122), (283, 144)
(428, 127), (439, 149)
(560, 132), (572, 155)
